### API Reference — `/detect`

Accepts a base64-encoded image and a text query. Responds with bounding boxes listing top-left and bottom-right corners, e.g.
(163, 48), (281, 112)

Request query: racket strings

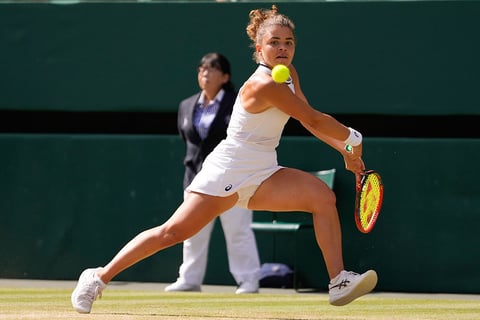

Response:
(359, 175), (382, 228)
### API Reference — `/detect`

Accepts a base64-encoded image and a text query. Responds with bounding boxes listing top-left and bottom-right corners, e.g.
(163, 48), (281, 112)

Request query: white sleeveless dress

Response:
(186, 65), (295, 208)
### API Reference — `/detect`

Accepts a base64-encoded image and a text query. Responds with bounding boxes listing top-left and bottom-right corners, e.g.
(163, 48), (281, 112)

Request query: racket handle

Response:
(345, 144), (353, 153)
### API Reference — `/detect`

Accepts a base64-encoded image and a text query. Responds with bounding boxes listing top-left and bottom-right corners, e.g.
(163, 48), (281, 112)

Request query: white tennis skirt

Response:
(186, 137), (283, 208)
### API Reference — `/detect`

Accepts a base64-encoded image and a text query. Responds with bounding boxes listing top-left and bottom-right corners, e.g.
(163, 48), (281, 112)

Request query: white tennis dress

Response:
(186, 65), (295, 208)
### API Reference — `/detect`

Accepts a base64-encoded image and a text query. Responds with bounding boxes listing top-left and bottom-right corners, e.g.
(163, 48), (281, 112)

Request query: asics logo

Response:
(330, 279), (350, 290)
(225, 184), (233, 191)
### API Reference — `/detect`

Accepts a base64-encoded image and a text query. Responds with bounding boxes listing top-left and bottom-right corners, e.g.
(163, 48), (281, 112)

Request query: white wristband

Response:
(344, 127), (362, 146)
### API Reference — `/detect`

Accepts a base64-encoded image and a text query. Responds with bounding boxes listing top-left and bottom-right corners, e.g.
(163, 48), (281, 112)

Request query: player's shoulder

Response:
(246, 71), (278, 93)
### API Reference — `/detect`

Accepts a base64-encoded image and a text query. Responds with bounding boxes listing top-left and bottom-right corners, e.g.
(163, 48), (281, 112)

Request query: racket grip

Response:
(345, 144), (353, 153)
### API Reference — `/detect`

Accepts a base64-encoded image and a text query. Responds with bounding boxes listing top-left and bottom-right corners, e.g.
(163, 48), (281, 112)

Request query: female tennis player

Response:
(72, 5), (377, 313)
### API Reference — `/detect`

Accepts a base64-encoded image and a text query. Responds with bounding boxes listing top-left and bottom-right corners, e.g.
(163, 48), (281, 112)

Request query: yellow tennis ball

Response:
(271, 64), (290, 84)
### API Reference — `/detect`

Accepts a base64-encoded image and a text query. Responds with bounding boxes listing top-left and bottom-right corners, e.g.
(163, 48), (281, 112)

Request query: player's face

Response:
(197, 64), (229, 94)
(257, 25), (295, 68)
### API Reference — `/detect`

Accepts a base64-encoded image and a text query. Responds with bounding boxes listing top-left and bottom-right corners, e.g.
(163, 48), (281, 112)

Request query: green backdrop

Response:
(1, 1), (480, 115)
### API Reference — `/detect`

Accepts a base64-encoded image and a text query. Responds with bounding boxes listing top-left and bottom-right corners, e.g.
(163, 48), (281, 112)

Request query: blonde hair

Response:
(246, 4), (296, 63)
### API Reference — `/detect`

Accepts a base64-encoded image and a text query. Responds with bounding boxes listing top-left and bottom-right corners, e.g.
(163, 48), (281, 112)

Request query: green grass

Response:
(1, 288), (479, 320)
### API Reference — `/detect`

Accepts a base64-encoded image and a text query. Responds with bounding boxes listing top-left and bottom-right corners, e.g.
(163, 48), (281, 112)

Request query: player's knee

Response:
(153, 224), (188, 246)
(309, 187), (336, 212)
(323, 188), (337, 206)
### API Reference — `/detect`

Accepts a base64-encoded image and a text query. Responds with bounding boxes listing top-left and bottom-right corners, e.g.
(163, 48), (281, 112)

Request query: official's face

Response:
(197, 64), (229, 94)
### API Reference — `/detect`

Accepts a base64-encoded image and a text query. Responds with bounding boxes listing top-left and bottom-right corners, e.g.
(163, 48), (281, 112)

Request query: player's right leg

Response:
(71, 191), (238, 313)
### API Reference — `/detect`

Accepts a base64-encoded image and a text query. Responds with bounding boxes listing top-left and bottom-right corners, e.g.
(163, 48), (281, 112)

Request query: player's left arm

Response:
(303, 119), (365, 178)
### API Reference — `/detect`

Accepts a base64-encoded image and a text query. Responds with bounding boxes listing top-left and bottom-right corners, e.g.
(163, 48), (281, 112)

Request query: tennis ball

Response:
(271, 64), (290, 84)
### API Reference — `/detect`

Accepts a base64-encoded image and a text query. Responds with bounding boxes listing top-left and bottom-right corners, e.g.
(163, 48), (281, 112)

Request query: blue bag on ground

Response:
(259, 263), (294, 288)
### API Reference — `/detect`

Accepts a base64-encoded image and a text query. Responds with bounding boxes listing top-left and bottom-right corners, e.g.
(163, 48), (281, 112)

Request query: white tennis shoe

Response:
(235, 280), (259, 294)
(164, 281), (201, 292)
(71, 268), (107, 313)
(328, 270), (377, 306)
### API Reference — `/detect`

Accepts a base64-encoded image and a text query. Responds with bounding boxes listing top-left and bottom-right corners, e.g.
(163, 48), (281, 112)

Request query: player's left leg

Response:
(248, 167), (377, 306)
(248, 167), (343, 278)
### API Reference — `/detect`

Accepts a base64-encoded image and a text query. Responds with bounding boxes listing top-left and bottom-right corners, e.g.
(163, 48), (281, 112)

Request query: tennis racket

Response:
(354, 170), (384, 233)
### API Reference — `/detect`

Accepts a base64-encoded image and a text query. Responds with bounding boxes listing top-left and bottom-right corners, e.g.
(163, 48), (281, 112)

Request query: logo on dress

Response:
(224, 184), (233, 191)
